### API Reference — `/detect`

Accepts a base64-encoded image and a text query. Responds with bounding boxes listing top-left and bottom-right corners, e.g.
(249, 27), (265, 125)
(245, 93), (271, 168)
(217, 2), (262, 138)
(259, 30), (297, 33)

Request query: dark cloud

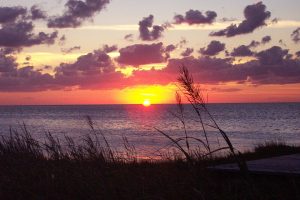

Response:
(102, 44), (118, 53)
(181, 48), (194, 57)
(1, 45), (300, 92)
(247, 35), (271, 49)
(56, 50), (114, 76)
(61, 46), (81, 54)
(174, 9), (217, 25)
(199, 40), (225, 56)
(291, 27), (300, 43)
(165, 44), (176, 52)
(279, 39), (287, 47)
(0, 6), (26, 24)
(47, 0), (110, 28)
(220, 17), (237, 22)
(30, 5), (47, 20)
(166, 54), (300, 85)
(261, 35), (271, 44)
(0, 50), (55, 91)
(128, 44), (300, 86)
(0, 47), (20, 55)
(138, 15), (164, 41)
(248, 40), (260, 48)
(0, 66), (55, 92)
(0, 49), (18, 72)
(256, 46), (289, 65)
(124, 34), (134, 42)
(178, 38), (187, 48)
(59, 35), (66, 46)
(117, 43), (168, 66)
(230, 45), (253, 57)
(210, 2), (271, 37)
(25, 56), (31, 61)
(54, 49), (124, 89)
(296, 51), (300, 58)
(0, 21), (58, 47)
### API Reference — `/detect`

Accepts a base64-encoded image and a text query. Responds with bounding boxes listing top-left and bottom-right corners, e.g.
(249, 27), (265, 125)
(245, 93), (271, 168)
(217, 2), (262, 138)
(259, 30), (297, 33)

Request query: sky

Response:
(0, 0), (300, 105)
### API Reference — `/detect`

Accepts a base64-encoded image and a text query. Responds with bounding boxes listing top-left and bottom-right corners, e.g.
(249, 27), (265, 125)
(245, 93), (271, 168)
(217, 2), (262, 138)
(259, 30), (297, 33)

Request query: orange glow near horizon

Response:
(119, 84), (176, 105)
(0, 83), (299, 105)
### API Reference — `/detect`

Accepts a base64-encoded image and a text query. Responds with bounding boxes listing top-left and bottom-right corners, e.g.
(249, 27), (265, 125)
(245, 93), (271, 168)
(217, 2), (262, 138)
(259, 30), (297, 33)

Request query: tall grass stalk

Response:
(155, 66), (248, 172)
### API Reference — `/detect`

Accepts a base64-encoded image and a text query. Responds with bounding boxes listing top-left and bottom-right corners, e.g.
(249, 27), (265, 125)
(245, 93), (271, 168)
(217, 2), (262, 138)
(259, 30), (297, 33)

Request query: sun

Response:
(143, 99), (151, 107)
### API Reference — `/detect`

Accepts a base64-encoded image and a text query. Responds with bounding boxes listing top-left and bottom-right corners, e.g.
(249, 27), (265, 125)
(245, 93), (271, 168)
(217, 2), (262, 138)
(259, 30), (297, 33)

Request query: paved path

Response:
(211, 154), (300, 175)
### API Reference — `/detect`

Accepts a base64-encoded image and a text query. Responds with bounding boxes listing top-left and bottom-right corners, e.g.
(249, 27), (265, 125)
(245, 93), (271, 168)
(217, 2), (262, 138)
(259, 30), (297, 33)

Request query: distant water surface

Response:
(0, 103), (299, 157)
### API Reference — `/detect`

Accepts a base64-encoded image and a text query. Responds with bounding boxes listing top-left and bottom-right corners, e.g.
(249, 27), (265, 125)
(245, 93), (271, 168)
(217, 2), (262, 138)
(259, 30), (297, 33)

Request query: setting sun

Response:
(143, 99), (151, 107)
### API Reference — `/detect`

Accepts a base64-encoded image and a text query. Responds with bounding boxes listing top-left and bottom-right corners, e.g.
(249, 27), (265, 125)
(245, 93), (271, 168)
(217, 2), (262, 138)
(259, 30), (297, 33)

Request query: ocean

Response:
(0, 103), (299, 157)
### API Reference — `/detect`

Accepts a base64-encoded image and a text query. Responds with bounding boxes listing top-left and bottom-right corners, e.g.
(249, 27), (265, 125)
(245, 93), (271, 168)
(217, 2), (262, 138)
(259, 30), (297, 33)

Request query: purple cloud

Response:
(165, 44), (176, 52)
(102, 44), (118, 53)
(117, 43), (168, 66)
(48, 0), (110, 28)
(256, 46), (289, 65)
(230, 45), (253, 57)
(138, 15), (164, 41)
(181, 48), (194, 57)
(174, 9), (217, 25)
(61, 46), (81, 54)
(124, 34), (134, 42)
(291, 27), (300, 43)
(261, 35), (271, 44)
(199, 40), (225, 56)
(0, 6), (26, 24)
(210, 2), (271, 37)
(0, 21), (58, 47)
(30, 5), (47, 20)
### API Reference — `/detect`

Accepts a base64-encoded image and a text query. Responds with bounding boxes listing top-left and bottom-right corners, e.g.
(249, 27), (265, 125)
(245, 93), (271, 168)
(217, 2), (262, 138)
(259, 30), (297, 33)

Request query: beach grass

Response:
(0, 129), (300, 200)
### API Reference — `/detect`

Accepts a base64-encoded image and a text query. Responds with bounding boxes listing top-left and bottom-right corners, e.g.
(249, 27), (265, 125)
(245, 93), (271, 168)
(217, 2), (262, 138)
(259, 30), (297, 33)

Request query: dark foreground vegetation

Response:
(1, 129), (300, 200)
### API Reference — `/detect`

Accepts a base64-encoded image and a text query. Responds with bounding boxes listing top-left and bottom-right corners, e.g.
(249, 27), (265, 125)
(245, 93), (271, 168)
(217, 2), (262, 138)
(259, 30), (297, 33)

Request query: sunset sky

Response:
(0, 0), (300, 104)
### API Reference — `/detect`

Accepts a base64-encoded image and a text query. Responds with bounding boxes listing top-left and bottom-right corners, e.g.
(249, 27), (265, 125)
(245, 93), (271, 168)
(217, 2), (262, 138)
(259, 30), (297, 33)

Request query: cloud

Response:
(248, 35), (272, 48)
(167, 54), (300, 85)
(210, 2), (271, 37)
(47, 0), (110, 28)
(116, 43), (168, 66)
(261, 35), (271, 44)
(255, 46), (289, 65)
(230, 45), (253, 57)
(291, 27), (300, 43)
(0, 50), (55, 91)
(138, 15), (165, 41)
(54, 49), (125, 89)
(124, 34), (134, 42)
(181, 48), (194, 57)
(128, 45), (300, 86)
(30, 5), (47, 20)
(248, 40), (260, 48)
(59, 35), (66, 46)
(0, 21), (58, 47)
(1, 44), (300, 92)
(165, 44), (176, 52)
(0, 49), (18, 72)
(174, 9), (217, 25)
(61, 46), (81, 54)
(296, 51), (300, 58)
(0, 6), (26, 24)
(199, 40), (225, 56)
(102, 44), (118, 53)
